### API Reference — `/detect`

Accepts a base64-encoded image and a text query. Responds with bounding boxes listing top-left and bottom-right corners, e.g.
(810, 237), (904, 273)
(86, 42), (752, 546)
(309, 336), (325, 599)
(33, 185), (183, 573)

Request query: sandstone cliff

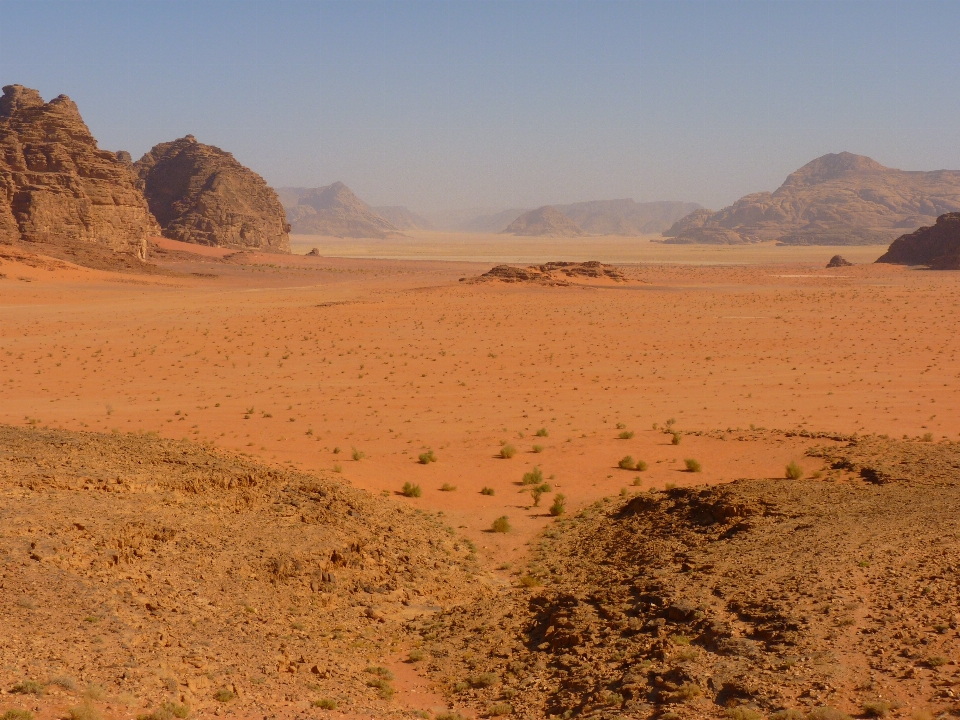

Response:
(135, 136), (289, 252)
(0, 84), (157, 257)
(502, 206), (585, 237)
(664, 152), (960, 245)
(876, 212), (960, 269)
(284, 182), (400, 238)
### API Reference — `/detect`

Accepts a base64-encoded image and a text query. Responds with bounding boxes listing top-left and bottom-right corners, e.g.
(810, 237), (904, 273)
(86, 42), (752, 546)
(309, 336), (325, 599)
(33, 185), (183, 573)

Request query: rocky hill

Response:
(0, 84), (157, 259)
(664, 152), (960, 245)
(284, 182), (401, 238)
(555, 199), (700, 235)
(371, 205), (432, 231)
(135, 136), (289, 252)
(877, 212), (960, 269)
(502, 206), (585, 237)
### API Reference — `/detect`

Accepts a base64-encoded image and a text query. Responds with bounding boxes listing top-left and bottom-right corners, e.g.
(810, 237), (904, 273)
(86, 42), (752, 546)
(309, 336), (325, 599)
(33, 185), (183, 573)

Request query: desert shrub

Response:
(769, 711), (805, 720)
(366, 666), (394, 680)
(535, 427), (549, 437)
(927, 654), (948, 667)
(2, 711), (34, 720)
(532, 444), (544, 453)
(491, 516), (511, 533)
(440, 483), (457, 492)
(671, 431), (682, 445)
(84, 684), (106, 701)
(911, 711), (935, 720)
(452, 681), (470, 693)
(418, 450), (437, 464)
(311, 699), (337, 710)
(67, 706), (102, 720)
(530, 483), (551, 506)
(922, 432), (934, 442)
(522, 466), (544, 485)
(365, 678), (394, 699)
(618, 430), (634, 439)
(669, 682), (700, 701)
(351, 447), (365, 461)
(480, 486), (495, 495)
(213, 689), (235, 703)
(519, 575), (542, 588)
(401, 482), (422, 498)
(635, 459), (648, 471)
(684, 458), (702, 472)
(488, 703), (512, 716)
(806, 708), (852, 720)
(861, 700), (892, 718)
(632, 476), (643, 486)
(436, 713), (467, 720)
(48, 676), (76, 691)
(407, 648), (425, 662)
(618, 455), (635, 470)
(500, 444), (517, 459)
(725, 708), (762, 720)
(470, 673), (499, 688)
(137, 702), (190, 720)
(670, 633), (691, 645)
(332, 446), (341, 454)
(332, 464), (342, 473)
(785, 461), (804, 480)
(549, 493), (566, 516)
(11, 681), (43, 695)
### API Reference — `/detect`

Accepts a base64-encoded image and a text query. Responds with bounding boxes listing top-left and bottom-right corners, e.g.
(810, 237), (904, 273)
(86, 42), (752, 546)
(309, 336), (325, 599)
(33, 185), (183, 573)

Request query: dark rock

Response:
(826, 255), (853, 267)
(876, 212), (960, 269)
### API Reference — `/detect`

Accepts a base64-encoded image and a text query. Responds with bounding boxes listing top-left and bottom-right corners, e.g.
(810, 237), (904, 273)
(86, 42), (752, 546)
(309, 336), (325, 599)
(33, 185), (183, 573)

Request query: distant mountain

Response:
(502, 206), (585, 237)
(664, 152), (960, 245)
(281, 182), (400, 238)
(554, 199), (701, 235)
(371, 206), (433, 231)
(453, 208), (531, 233)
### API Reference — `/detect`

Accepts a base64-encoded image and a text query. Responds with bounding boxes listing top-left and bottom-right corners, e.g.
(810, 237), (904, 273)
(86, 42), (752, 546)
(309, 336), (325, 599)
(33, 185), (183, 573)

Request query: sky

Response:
(2, 0), (960, 215)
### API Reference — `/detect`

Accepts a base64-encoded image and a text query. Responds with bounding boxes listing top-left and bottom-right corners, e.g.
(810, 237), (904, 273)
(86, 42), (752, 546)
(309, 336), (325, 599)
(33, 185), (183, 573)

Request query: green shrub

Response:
(500, 444), (517, 459)
(671, 431), (682, 445)
(311, 699), (337, 710)
(522, 466), (543, 485)
(491, 516), (511, 533)
(535, 428), (549, 437)
(684, 458), (701, 472)
(785, 461), (803, 480)
(618, 455), (635, 470)
(418, 450), (437, 464)
(635, 459), (648, 471)
(480, 486), (495, 495)
(549, 494), (566, 516)
(618, 430), (634, 439)
(530, 482), (551, 506)
(401, 482), (422, 498)
(11, 681), (43, 696)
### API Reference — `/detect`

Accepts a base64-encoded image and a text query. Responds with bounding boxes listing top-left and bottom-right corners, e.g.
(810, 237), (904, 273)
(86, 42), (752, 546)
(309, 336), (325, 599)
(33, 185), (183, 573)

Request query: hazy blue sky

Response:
(2, 0), (960, 213)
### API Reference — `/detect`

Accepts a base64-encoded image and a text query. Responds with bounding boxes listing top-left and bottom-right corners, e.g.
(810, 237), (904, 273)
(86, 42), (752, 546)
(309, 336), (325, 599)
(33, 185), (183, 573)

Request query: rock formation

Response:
(826, 254), (853, 268)
(876, 212), (960, 269)
(501, 206), (585, 237)
(370, 205), (432, 231)
(472, 261), (626, 285)
(0, 84), (157, 257)
(282, 182), (400, 238)
(554, 199), (701, 235)
(135, 136), (289, 252)
(664, 152), (960, 245)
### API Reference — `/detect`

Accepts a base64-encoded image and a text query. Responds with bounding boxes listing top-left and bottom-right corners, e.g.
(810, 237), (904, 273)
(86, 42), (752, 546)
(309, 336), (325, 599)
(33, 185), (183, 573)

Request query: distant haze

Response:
(3, 1), (960, 215)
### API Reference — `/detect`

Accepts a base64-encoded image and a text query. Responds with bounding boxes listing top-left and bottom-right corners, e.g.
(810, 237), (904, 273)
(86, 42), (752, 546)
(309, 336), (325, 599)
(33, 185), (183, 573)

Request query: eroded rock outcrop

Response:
(876, 212), (960, 269)
(664, 152), (960, 245)
(135, 136), (289, 252)
(0, 84), (157, 257)
(284, 182), (400, 238)
(501, 206), (585, 237)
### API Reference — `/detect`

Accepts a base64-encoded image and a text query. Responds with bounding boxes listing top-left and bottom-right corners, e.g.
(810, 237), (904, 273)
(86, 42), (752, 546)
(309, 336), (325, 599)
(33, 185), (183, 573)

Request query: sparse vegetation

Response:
(786, 461), (804, 479)
(487, 703), (513, 717)
(2, 711), (34, 720)
(769, 711), (805, 720)
(491, 515), (511, 533)
(500, 444), (517, 459)
(48, 676), (76, 691)
(418, 449), (437, 464)
(927, 654), (948, 667)
(725, 708), (763, 720)
(684, 458), (701, 472)
(67, 706), (102, 720)
(618, 455), (635, 470)
(213, 688), (235, 702)
(137, 702), (190, 720)
(470, 672), (499, 688)
(480, 486), (495, 495)
(532, 444), (544, 453)
(11, 681), (43, 696)
(861, 700), (893, 718)
(440, 483), (457, 491)
(618, 430), (634, 439)
(671, 431), (682, 445)
(311, 699), (337, 710)
(535, 427), (549, 437)
(806, 708), (852, 720)
(522, 466), (544, 485)
(635, 459), (648, 471)
(365, 677), (394, 699)
(408, 648), (425, 662)
(530, 482), (551, 506)
(549, 493), (566, 516)
(519, 575), (542, 587)
(351, 447), (365, 461)
(401, 482), (422, 498)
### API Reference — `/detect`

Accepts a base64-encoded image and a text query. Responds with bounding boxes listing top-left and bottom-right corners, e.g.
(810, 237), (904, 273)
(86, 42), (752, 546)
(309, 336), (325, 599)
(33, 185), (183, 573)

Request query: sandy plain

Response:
(1, 234), (959, 718)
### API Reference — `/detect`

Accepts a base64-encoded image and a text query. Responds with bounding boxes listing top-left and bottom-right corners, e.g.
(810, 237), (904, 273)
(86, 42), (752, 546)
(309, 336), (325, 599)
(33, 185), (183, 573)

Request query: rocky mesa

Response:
(501, 205), (585, 237)
(135, 136), (290, 252)
(0, 84), (158, 258)
(664, 152), (960, 245)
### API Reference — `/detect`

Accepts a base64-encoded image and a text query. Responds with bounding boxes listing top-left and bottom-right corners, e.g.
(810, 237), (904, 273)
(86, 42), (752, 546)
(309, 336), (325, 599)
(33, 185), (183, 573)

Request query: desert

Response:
(4, 4), (960, 720)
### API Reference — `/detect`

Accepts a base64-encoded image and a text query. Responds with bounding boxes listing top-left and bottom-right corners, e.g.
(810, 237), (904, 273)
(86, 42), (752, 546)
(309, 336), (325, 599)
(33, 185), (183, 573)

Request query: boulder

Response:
(826, 255), (853, 268)
(135, 136), (289, 252)
(876, 212), (960, 269)
(0, 84), (157, 257)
